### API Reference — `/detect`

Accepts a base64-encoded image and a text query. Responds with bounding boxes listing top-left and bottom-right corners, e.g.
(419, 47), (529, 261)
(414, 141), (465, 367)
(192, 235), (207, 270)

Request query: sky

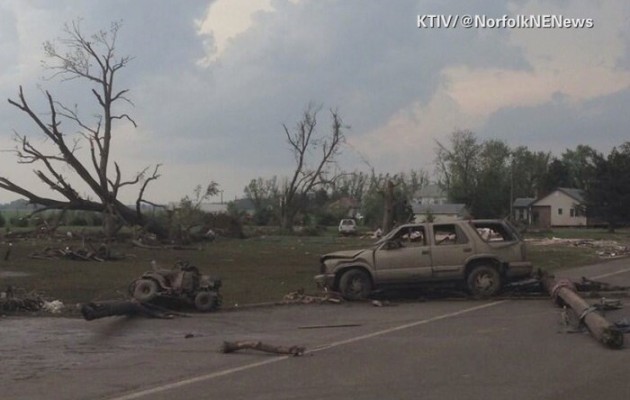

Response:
(0, 0), (629, 205)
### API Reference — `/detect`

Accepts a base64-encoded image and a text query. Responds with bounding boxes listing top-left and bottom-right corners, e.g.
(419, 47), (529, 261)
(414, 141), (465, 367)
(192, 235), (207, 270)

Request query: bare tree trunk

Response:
(382, 180), (395, 233)
(1, 21), (165, 239)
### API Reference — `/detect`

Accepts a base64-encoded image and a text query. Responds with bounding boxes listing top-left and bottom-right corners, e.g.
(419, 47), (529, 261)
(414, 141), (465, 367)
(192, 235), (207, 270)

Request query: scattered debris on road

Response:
(281, 289), (343, 305)
(220, 340), (305, 356)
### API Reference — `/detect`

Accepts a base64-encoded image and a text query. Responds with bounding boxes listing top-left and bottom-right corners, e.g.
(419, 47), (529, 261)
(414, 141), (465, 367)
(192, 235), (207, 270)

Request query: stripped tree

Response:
(0, 20), (163, 237)
(280, 104), (346, 231)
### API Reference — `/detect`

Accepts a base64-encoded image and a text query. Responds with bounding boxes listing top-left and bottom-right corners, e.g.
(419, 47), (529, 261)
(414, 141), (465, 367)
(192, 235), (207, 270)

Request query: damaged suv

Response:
(315, 219), (533, 299)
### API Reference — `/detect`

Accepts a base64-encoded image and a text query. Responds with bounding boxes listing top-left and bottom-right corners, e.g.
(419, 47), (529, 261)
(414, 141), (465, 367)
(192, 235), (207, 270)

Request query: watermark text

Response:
(417, 14), (594, 29)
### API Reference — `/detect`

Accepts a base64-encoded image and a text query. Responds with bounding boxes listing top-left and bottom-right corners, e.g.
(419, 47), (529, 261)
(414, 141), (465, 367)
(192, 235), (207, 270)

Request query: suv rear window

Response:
(471, 221), (516, 242)
(433, 224), (468, 245)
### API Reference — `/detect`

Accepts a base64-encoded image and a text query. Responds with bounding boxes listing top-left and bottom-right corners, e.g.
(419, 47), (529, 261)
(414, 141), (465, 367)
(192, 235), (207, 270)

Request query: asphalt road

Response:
(3, 258), (630, 400)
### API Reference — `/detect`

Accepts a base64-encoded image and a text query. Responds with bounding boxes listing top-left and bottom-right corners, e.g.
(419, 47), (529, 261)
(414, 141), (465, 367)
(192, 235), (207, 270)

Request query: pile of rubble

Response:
(280, 289), (343, 305)
(0, 286), (63, 314)
(29, 244), (123, 262)
(530, 237), (630, 259)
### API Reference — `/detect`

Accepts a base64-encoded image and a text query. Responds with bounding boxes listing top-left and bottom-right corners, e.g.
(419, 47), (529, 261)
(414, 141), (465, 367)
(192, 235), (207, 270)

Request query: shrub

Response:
(9, 216), (29, 227)
(70, 215), (89, 226)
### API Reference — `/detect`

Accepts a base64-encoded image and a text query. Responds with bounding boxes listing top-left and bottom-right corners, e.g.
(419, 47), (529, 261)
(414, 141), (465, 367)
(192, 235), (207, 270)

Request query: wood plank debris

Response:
(219, 341), (305, 356)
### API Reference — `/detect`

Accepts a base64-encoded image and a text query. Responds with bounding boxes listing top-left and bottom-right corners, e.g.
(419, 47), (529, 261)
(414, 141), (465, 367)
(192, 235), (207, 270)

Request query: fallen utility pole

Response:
(542, 275), (624, 349)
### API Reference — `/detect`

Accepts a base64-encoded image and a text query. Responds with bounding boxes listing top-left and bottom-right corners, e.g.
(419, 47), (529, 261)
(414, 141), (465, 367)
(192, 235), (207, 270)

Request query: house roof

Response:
(533, 187), (585, 206)
(557, 187), (585, 203)
(513, 197), (536, 208)
(414, 183), (446, 199)
(412, 203), (468, 215)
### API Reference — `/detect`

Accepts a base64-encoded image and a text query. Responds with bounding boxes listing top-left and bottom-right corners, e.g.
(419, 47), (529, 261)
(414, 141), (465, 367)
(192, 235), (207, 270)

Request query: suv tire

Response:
(339, 269), (372, 300)
(467, 265), (501, 298)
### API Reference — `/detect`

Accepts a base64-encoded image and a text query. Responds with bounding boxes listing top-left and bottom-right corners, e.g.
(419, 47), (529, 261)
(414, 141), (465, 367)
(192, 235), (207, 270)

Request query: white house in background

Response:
(199, 202), (229, 214)
(531, 188), (586, 229)
(412, 183), (447, 206)
(412, 203), (470, 223)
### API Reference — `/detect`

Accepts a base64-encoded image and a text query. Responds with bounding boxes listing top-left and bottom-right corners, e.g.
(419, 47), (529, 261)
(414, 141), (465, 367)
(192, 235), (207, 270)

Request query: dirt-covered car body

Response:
(129, 261), (222, 311)
(315, 219), (532, 299)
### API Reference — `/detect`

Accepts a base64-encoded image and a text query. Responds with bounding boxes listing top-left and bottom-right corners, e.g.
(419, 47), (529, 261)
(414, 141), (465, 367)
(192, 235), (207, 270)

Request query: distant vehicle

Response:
(129, 261), (222, 311)
(316, 219), (533, 300)
(338, 219), (357, 235)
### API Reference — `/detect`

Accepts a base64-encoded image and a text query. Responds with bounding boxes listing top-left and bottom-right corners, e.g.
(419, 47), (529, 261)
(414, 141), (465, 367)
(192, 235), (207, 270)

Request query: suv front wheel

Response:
(467, 265), (501, 298)
(338, 269), (372, 300)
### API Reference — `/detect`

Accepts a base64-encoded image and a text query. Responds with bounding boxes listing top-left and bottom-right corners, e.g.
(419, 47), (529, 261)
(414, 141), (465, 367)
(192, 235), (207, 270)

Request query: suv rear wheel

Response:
(338, 269), (372, 300)
(467, 265), (501, 298)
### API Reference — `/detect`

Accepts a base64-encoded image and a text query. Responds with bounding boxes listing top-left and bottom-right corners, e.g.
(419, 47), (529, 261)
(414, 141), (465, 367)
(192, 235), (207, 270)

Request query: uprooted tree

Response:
(0, 20), (164, 238)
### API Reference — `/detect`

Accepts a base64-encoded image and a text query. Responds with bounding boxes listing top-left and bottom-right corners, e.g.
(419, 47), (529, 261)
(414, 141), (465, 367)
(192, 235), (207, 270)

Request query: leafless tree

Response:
(280, 104), (346, 231)
(434, 129), (481, 205)
(0, 20), (163, 237)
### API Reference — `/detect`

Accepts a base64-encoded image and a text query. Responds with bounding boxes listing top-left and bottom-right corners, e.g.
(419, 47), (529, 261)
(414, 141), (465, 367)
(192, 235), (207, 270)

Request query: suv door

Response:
(430, 223), (472, 279)
(373, 225), (432, 283)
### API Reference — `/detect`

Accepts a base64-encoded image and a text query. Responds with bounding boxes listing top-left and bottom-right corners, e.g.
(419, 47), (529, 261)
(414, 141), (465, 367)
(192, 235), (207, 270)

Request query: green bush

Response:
(9, 216), (29, 228)
(70, 215), (89, 226)
(0, 212), (5, 228)
(91, 213), (104, 226)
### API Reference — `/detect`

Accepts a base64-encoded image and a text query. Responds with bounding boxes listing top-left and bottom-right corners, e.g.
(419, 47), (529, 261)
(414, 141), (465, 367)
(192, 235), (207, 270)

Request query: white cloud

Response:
(350, 82), (483, 175)
(442, 0), (630, 118)
(196, 0), (275, 65)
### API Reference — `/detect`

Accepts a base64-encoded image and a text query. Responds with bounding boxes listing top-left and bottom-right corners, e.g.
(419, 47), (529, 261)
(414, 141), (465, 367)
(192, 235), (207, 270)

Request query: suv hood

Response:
(321, 249), (366, 262)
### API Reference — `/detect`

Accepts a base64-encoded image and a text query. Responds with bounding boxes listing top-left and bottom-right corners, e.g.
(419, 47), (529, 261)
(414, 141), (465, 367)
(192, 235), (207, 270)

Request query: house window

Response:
(570, 208), (575, 217)
(558, 208), (563, 215)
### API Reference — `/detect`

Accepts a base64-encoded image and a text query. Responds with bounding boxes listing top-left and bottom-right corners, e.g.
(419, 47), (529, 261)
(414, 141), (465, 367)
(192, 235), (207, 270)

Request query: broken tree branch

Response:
(219, 341), (305, 356)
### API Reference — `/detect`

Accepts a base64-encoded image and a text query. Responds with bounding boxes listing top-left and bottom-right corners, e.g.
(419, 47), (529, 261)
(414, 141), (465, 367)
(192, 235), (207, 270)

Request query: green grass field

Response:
(1, 227), (628, 313)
